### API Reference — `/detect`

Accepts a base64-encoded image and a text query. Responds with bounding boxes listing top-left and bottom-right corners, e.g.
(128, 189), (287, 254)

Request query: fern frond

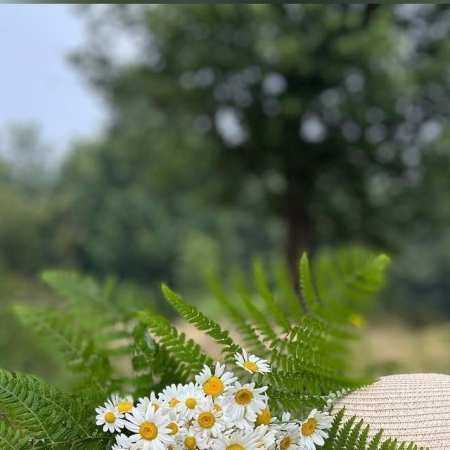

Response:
(322, 408), (345, 450)
(138, 311), (213, 381)
(41, 271), (130, 327)
(206, 272), (270, 357)
(268, 368), (359, 415)
(0, 369), (103, 448)
(131, 321), (186, 396)
(357, 423), (370, 448)
(334, 415), (357, 448)
(312, 247), (390, 322)
(273, 260), (304, 319)
(368, 430), (385, 450)
(323, 410), (427, 450)
(42, 271), (109, 312)
(252, 259), (291, 332)
(13, 305), (114, 395)
(161, 284), (241, 362)
(0, 420), (30, 449)
(299, 253), (319, 310)
(233, 274), (278, 343)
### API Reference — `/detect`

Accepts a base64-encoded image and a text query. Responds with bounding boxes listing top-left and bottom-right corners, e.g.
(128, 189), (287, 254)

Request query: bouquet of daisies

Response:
(95, 350), (333, 450)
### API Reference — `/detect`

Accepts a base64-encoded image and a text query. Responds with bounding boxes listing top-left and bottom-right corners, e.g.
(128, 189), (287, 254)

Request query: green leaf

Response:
(0, 421), (29, 449)
(138, 311), (213, 381)
(161, 284), (240, 362)
(253, 259), (291, 331)
(206, 271), (269, 356)
(13, 305), (114, 396)
(299, 252), (319, 310)
(0, 369), (99, 448)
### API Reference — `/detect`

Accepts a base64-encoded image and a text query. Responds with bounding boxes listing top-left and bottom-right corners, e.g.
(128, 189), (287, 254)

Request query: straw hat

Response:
(333, 373), (450, 449)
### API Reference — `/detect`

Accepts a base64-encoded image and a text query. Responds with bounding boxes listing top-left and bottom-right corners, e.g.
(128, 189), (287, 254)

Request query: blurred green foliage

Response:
(0, 273), (63, 382)
(70, 4), (450, 276)
(1, 5), (450, 382)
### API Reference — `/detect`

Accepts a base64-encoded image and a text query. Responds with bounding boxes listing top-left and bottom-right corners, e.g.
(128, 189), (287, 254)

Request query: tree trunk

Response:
(284, 186), (313, 288)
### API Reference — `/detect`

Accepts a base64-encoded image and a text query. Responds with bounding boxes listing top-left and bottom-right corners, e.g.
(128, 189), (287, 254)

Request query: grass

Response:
(351, 320), (450, 377)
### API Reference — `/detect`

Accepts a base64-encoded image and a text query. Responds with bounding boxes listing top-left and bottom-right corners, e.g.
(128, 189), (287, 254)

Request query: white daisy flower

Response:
(125, 404), (174, 450)
(255, 406), (274, 426)
(178, 382), (207, 419)
(159, 383), (184, 409)
(298, 409), (333, 449)
(253, 425), (276, 449)
(95, 400), (125, 433)
(276, 423), (301, 450)
(109, 393), (135, 414)
(214, 428), (261, 450)
(235, 349), (271, 374)
(112, 433), (135, 450)
(191, 397), (226, 441)
(195, 363), (237, 398)
(165, 407), (185, 440)
(178, 428), (209, 450)
(223, 382), (268, 424)
(137, 392), (161, 412)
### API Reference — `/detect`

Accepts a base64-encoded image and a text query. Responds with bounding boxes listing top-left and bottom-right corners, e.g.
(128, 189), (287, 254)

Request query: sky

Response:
(0, 5), (105, 157)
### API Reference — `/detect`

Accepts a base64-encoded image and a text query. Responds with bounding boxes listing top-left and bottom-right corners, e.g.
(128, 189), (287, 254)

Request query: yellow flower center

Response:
(169, 398), (180, 407)
(139, 421), (158, 440)
(256, 407), (271, 425)
(301, 418), (318, 437)
(280, 436), (292, 450)
(168, 422), (179, 435)
(234, 388), (253, 405)
(243, 361), (258, 373)
(198, 411), (216, 429)
(184, 436), (197, 449)
(185, 397), (197, 409)
(104, 411), (116, 423)
(227, 445), (245, 450)
(203, 376), (224, 396)
(118, 401), (133, 413)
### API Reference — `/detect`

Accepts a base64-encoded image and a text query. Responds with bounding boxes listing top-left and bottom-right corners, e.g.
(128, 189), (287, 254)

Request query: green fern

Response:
(309, 247), (391, 323)
(234, 276), (279, 344)
(13, 305), (114, 396)
(137, 311), (213, 384)
(131, 321), (186, 396)
(0, 369), (112, 449)
(323, 410), (428, 450)
(161, 283), (241, 362)
(0, 248), (424, 450)
(252, 259), (291, 332)
(0, 420), (30, 449)
(205, 272), (270, 356)
(147, 249), (389, 416)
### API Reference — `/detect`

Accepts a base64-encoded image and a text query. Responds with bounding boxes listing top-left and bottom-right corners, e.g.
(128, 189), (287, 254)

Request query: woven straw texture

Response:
(333, 373), (450, 449)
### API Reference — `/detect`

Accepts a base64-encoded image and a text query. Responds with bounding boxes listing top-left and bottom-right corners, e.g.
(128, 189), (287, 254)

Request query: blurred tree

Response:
(0, 124), (56, 273)
(70, 4), (450, 279)
(53, 133), (281, 283)
(0, 123), (55, 194)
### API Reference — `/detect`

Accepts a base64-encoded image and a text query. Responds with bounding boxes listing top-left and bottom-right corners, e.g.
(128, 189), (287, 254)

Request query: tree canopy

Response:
(69, 4), (450, 278)
(1, 5), (450, 303)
